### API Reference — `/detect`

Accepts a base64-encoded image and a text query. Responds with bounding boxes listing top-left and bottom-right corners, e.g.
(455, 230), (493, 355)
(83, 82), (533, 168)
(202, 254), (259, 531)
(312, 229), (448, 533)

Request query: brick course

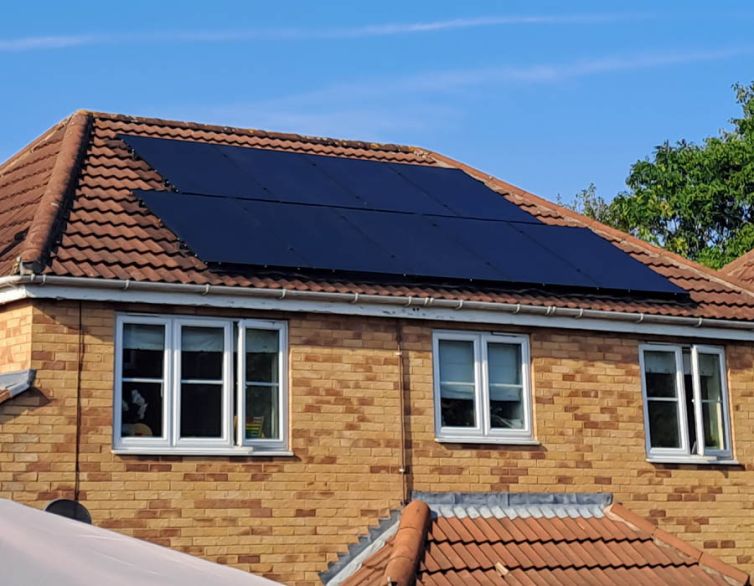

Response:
(1, 299), (754, 584)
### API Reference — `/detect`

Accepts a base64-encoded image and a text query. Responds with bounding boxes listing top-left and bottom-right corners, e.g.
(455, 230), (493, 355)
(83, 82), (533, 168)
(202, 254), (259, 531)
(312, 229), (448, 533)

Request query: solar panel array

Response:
(122, 135), (684, 295)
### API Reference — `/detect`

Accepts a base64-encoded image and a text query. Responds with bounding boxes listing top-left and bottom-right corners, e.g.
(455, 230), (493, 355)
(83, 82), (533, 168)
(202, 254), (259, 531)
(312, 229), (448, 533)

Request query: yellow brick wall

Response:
(1, 299), (754, 584)
(0, 301), (32, 371)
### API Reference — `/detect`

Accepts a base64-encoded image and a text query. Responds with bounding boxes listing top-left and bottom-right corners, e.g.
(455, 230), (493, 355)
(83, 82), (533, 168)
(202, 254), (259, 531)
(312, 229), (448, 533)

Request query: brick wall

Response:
(0, 300), (32, 371)
(1, 299), (753, 584)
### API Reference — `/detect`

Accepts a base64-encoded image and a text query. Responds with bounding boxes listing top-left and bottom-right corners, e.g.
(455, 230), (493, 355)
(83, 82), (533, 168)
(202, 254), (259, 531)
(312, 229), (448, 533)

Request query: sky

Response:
(2, 1), (753, 203)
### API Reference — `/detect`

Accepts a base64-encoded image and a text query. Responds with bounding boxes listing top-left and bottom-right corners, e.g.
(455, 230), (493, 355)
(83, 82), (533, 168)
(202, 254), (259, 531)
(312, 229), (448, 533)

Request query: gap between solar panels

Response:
(122, 135), (686, 297)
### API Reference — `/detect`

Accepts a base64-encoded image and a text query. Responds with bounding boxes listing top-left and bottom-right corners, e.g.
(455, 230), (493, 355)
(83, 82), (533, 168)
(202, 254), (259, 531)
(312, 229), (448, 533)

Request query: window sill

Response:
(435, 437), (540, 446)
(112, 447), (294, 457)
(646, 456), (739, 466)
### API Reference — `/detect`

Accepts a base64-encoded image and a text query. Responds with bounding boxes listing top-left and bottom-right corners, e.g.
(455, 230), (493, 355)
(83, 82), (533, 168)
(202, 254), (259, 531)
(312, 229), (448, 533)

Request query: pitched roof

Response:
(721, 250), (754, 286)
(3, 110), (754, 320)
(327, 493), (749, 586)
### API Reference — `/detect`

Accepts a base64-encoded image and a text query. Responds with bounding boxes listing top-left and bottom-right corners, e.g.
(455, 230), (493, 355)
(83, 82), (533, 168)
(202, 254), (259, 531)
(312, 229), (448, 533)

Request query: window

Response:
(114, 315), (288, 455)
(640, 344), (732, 462)
(432, 331), (533, 443)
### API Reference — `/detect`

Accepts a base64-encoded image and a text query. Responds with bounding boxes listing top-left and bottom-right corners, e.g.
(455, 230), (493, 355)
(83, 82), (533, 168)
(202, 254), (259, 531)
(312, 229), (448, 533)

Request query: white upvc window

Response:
(114, 314), (289, 455)
(432, 331), (533, 444)
(639, 343), (733, 463)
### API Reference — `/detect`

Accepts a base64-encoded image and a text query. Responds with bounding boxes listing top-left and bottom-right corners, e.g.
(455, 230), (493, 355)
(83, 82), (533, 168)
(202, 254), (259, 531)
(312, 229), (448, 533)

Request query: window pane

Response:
(440, 396), (476, 428)
(647, 400), (681, 448)
(438, 340), (474, 383)
(702, 402), (725, 450)
(489, 385), (523, 429)
(438, 339), (477, 429)
(180, 383), (223, 438)
(245, 329), (280, 383)
(181, 326), (224, 380)
(246, 384), (279, 440)
(122, 324), (165, 379)
(699, 354), (723, 401)
(121, 381), (163, 437)
(684, 376), (697, 453)
(644, 351), (678, 398)
(488, 343), (521, 385)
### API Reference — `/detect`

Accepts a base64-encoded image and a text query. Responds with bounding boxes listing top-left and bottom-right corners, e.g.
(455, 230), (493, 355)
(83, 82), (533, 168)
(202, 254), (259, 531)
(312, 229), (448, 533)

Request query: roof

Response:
(721, 250), (754, 287)
(0, 499), (282, 586)
(0, 369), (35, 405)
(3, 110), (754, 320)
(325, 493), (749, 586)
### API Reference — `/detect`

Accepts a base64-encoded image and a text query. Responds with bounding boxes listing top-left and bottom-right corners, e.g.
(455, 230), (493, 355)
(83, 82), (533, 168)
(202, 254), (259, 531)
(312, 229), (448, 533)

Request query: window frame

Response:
(432, 330), (534, 444)
(237, 319), (289, 452)
(639, 342), (733, 463)
(173, 317), (234, 449)
(113, 314), (290, 456)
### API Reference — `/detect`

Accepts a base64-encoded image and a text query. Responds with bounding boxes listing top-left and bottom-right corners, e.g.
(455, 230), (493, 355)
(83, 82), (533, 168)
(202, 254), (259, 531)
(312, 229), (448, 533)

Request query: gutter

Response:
(1, 273), (754, 337)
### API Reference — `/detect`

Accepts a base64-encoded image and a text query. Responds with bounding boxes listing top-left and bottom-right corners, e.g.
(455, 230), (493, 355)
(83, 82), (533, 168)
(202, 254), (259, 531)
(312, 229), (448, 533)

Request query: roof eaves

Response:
(17, 111), (92, 274)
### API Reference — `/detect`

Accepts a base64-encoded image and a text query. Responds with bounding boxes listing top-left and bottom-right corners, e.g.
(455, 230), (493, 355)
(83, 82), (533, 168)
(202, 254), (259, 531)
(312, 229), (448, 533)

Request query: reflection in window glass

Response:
(180, 326), (224, 439)
(643, 350), (681, 449)
(438, 340), (476, 428)
(121, 324), (165, 438)
(245, 329), (280, 440)
(699, 353), (725, 450)
(488, 343), (523, 429)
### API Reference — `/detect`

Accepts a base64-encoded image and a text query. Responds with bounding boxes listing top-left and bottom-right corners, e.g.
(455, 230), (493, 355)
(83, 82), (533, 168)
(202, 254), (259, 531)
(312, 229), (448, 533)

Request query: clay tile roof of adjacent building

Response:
(3, 110), (754, 320)
(324, 493), (750, 586)
(0, 369), (36, 405)
(721, 250), (754, 287)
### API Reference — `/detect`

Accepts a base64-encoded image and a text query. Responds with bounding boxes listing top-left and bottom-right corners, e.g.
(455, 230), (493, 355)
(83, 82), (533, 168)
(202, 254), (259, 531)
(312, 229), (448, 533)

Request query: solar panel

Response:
(512, 223), (680, 294)
(390, 163), (535, 221)
(135, 190), (685, 294)
(123, 135), (683, 295)
(122, 135), (539, 222)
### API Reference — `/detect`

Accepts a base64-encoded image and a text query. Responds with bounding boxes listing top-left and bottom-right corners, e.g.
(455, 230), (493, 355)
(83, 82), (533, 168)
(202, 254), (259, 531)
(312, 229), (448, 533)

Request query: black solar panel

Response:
(122, 135), (538, 222)
(134, 190), (684, 294)
(123, 135), (684, 295)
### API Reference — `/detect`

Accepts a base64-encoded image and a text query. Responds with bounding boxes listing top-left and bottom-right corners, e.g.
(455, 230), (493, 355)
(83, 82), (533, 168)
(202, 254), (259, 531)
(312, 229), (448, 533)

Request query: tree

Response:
(570, 82), (754, 269)
(562, 183), (612, 223)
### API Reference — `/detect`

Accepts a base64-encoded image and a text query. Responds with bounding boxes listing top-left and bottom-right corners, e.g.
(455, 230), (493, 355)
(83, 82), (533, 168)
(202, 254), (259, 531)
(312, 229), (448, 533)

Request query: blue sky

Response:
(2, 1), (753, 203)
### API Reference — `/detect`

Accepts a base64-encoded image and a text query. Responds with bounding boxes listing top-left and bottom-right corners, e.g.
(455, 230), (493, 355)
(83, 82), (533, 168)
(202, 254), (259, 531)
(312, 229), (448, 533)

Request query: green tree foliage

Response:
(568, 83), (754, 269)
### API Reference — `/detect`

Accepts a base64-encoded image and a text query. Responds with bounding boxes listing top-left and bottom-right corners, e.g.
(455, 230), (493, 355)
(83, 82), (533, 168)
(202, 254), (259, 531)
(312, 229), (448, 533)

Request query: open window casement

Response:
(640, 343), (732, 462)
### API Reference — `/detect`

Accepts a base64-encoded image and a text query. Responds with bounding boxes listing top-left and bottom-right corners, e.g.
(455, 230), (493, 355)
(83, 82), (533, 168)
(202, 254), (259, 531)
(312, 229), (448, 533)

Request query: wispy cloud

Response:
(0, 13), (647, 52)
(0, 35), (97, 52)
(250, 45), (754, 106)
(173, 45), (754, 141)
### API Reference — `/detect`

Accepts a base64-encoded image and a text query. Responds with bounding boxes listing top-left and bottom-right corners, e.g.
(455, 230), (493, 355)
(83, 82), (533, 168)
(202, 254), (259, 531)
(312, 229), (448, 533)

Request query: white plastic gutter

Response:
(1, 273), (753, 335)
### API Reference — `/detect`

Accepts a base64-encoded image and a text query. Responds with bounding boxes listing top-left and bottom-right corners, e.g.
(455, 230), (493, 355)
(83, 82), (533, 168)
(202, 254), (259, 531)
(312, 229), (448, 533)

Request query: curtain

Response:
(246, 329), (279, 353)
(182, 326), (224, 352)
(124, 324), (165, 350)
(644, 350), (677, 374)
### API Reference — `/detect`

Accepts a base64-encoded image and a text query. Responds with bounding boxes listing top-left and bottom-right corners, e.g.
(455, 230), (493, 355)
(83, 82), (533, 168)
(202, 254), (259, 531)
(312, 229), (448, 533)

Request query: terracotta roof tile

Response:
(334, 493), (749, 586)
(722, 249), (754, 287)
(3, 111), (754, 321)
